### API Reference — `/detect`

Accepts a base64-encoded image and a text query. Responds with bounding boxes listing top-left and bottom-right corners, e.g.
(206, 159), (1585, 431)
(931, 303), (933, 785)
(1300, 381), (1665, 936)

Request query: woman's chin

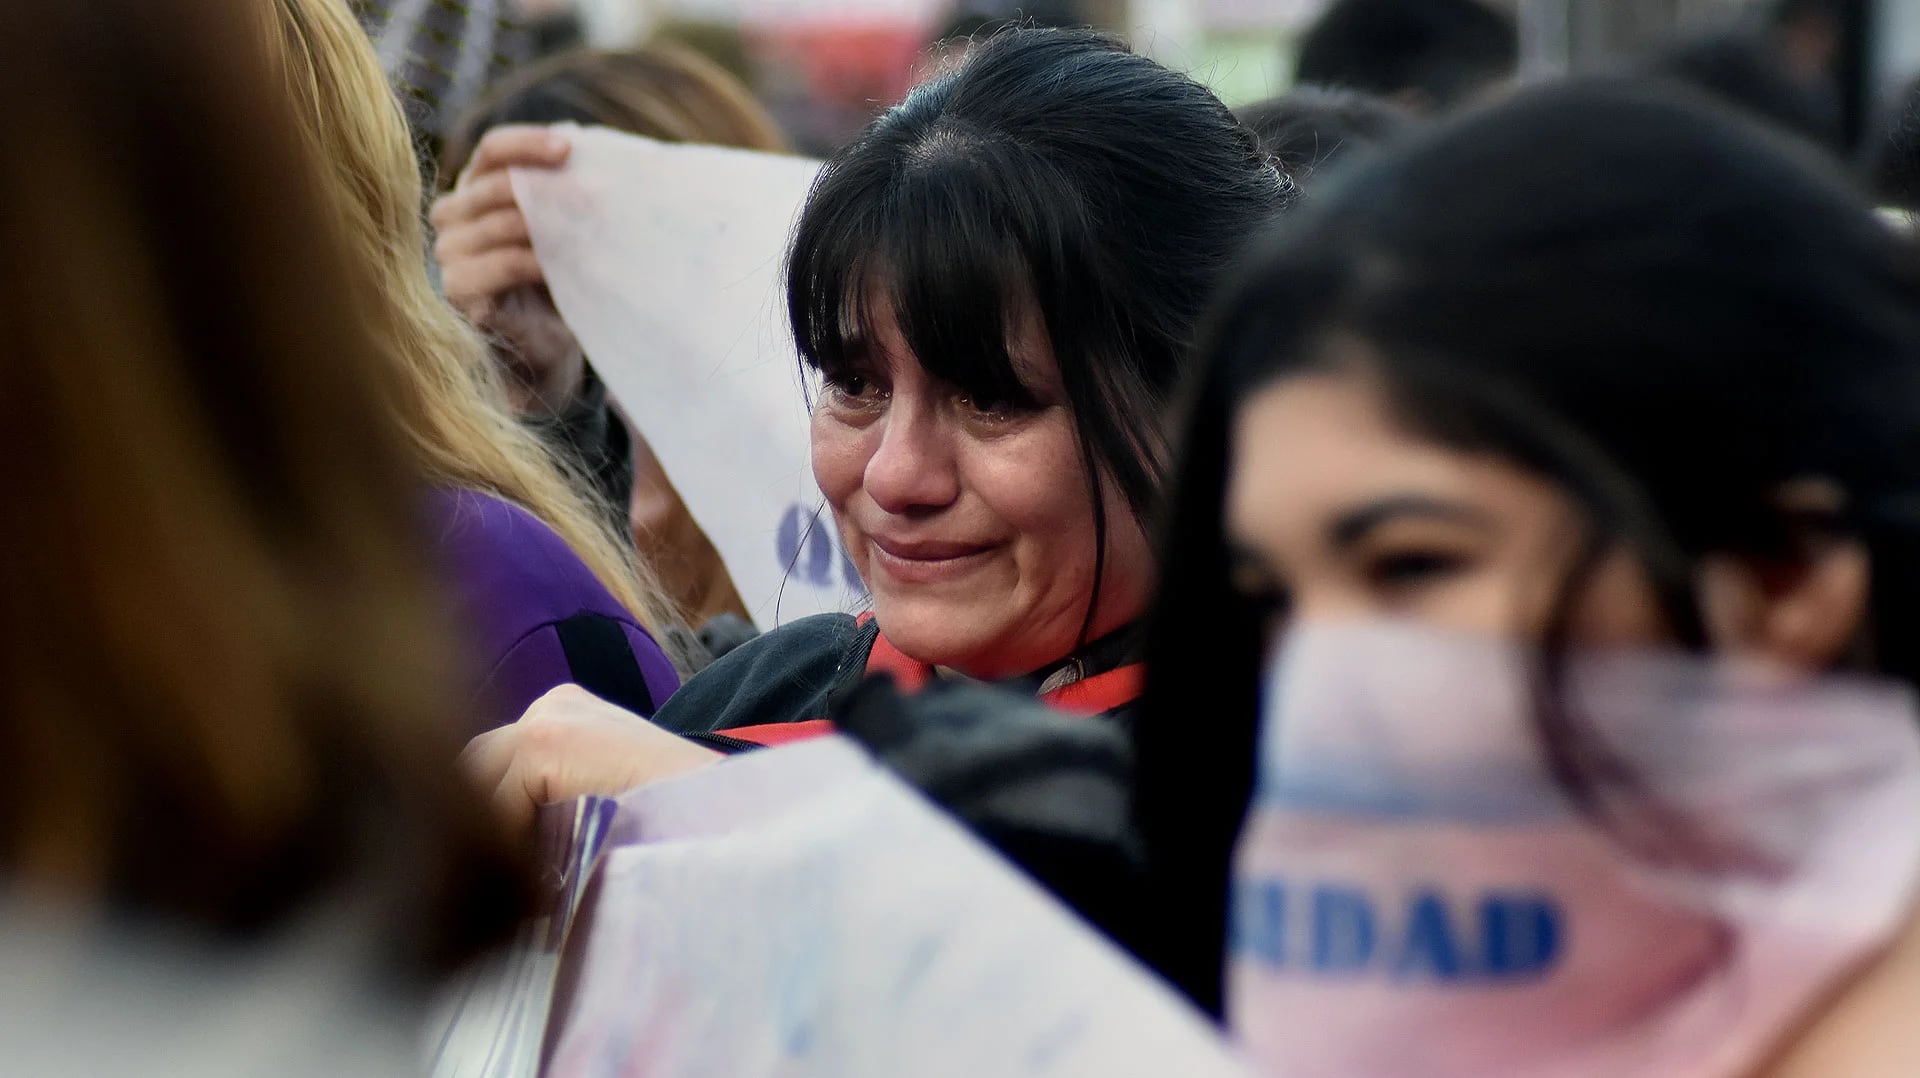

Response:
(872, 603), (980, 659)
(872, 601), (1081, 682)
(864, 597), (1010, 672)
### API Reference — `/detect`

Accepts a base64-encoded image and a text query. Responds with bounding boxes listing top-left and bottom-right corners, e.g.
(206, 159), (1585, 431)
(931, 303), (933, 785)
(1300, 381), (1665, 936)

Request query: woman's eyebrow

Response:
(1329, 495), (1492, 548)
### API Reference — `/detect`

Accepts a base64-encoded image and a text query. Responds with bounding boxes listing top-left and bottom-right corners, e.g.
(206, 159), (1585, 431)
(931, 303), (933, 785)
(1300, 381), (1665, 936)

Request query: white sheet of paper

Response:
(513, 127), (867, 626)
(543, 738), (1249, 1077)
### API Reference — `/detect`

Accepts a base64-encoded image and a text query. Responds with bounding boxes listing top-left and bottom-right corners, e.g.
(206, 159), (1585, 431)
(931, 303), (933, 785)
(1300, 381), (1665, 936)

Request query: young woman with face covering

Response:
(1134, 81), (1920, 1073)
(463, 29), (1289, 824)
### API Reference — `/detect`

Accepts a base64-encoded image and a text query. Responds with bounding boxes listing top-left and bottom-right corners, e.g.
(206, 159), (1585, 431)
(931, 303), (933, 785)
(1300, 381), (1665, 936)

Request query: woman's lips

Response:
(866, 536), (999, 585)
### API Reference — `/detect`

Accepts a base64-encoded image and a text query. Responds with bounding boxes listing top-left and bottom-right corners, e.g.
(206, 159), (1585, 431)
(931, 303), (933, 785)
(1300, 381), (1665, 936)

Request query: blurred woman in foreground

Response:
(0, 0), (523, 1072)
(267, 0), (681, 727)
(1138, 81), (1920, 1072)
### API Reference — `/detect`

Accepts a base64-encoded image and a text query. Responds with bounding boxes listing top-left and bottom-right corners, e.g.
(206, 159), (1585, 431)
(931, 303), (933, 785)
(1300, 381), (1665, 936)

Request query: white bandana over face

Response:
(1230, 621), (1920, 1077)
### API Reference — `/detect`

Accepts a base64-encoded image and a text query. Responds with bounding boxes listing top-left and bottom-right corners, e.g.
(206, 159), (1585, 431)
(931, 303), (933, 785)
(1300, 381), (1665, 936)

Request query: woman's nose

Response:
(863, 402), (962, 515)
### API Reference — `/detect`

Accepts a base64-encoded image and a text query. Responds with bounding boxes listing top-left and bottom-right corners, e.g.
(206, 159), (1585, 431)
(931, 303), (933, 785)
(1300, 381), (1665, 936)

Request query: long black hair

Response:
(1134, 79), (1920, 1014)
(785, 27), (1290, 648)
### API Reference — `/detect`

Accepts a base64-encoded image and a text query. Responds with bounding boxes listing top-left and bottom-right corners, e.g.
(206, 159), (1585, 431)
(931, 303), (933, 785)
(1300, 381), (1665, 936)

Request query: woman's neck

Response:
(936, 623), (1142, 691)
(1761, 902), (1920, 1074)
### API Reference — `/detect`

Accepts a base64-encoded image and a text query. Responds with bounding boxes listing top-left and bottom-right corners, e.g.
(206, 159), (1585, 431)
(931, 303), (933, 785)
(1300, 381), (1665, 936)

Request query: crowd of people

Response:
(17, 0), (1920, 1073)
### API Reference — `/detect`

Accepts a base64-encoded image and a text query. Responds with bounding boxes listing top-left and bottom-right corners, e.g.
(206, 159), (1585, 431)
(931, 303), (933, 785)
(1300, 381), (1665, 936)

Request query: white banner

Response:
(544, 738), (1251, 1076)
(513, 127), (868, 627)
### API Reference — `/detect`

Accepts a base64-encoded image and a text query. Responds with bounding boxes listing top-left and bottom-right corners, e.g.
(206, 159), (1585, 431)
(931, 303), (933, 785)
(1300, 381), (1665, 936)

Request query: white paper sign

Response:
(513, 127), (868, 627)
(543, 738), (1251, 1077)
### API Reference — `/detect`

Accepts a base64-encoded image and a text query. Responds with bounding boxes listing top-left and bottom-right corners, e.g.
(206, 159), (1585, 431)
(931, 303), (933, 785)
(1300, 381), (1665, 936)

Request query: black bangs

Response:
(881, 157), (1055, 409)
(790, 139), (1062, 411)
(785, 22), (1291, 592)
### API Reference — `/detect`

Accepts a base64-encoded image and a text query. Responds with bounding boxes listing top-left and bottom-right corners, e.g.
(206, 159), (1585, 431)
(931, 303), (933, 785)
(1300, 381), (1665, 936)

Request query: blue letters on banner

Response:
(1392, 891), (1464, 979)
(776, 503), (806, 577)
(775, 503), (867, 593)
(1232, 878), (1289, 967)
(1312, 886), (1376, 974)
(1480, 891), (1560, 979)
(1233, 878), (1564, 984)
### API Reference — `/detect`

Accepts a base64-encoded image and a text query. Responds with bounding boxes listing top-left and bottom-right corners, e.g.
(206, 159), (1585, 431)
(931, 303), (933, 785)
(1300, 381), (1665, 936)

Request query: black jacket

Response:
(652, 615), (1172, 1009)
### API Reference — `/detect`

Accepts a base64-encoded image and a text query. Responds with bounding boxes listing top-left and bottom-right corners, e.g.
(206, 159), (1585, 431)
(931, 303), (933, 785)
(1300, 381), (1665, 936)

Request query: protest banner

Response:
(543, 738), (1249, 1076)
(513, 128), (868, 627)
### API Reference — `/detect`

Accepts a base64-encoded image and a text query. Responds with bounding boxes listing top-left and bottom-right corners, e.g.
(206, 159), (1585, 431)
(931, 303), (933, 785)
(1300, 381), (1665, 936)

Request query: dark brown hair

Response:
(441, 41), (788, 185)
(0, 0), (526, 976)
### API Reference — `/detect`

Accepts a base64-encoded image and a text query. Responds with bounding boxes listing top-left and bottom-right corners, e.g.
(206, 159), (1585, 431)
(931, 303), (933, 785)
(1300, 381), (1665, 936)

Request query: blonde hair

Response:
(266, 0), (675, 642)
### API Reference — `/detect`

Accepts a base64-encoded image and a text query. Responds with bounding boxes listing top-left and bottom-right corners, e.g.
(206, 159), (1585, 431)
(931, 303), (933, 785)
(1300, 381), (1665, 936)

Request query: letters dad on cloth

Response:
(539, 738), (1251, 1076)
(513, 127), (865, 625)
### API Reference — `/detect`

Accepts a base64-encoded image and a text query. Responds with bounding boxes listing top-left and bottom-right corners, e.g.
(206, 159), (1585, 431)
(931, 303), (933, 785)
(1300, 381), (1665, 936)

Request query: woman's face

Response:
(1224, 372), (1669, 646)
(810, 295), (1153, 679)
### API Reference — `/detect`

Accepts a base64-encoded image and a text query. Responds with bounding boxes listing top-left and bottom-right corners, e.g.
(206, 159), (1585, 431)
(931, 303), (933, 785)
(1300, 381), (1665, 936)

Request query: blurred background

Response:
(360, 0), (1920, 166)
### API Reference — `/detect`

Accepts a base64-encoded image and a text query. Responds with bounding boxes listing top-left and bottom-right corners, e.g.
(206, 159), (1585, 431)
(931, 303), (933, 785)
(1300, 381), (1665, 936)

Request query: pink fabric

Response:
(1231, 622), (1920, 1076)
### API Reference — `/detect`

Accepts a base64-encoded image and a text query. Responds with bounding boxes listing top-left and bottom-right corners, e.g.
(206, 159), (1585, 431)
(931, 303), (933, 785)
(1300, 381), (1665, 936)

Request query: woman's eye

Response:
(957, 393), (1030, 422)
(825, 373), (883, 403)
(1366, 550), (1467, 589)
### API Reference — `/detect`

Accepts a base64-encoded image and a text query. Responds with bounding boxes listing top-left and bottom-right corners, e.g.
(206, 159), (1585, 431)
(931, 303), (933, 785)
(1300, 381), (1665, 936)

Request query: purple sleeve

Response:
(625, 623), (681, 712)
(427, 488), (682, 733)
(478, 627), (575, 732)
(474, 620), (681, 732)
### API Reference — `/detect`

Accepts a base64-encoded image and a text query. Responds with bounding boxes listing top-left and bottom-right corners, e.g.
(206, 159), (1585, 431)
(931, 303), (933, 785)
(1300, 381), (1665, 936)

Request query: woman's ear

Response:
(1698, 481), (1870, 671)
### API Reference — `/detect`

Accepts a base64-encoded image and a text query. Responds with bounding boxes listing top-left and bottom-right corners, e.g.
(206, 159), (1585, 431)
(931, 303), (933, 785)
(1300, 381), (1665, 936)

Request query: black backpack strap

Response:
(553, 613), (657, 716)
